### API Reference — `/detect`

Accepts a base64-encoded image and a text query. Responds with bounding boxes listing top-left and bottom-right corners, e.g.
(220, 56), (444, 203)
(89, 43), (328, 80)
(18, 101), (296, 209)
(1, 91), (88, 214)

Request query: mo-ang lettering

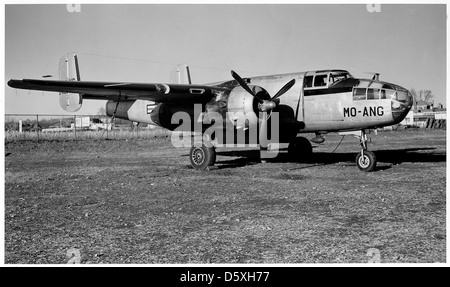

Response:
(344, 106), (384, 117)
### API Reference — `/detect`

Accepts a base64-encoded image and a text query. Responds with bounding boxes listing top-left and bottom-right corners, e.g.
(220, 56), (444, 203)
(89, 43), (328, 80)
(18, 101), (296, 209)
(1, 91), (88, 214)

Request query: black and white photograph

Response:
(2, 1), (447, 268)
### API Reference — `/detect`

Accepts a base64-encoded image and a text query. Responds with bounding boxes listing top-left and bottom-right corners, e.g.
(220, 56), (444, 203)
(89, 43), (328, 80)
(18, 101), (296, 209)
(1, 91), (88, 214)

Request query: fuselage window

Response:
(382, 84), (395, 90)
(367, 88), (380, 100)
(396, 90), (408, 102)
(314, 74), (328, 87)
(385, 89), (396, 100)
(380, 89), (386, 99)
(353, 88), (366, 100)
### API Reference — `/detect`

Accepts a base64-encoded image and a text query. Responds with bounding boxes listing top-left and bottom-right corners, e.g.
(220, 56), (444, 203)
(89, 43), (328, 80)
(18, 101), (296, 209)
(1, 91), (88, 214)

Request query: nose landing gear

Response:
(355, 129), (377, 172)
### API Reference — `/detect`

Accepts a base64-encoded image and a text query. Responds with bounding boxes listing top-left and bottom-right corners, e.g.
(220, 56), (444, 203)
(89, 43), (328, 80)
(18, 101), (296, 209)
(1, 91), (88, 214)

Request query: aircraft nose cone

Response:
(391, 88), (413, 124)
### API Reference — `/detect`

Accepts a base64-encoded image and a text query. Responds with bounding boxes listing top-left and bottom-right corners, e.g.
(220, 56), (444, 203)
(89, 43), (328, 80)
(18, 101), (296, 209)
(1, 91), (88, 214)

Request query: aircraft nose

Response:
(391, 88), (413, 124)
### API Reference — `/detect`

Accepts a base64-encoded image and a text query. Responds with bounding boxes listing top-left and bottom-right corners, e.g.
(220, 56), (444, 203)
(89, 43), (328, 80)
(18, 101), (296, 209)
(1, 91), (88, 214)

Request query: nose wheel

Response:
(355, 130), (377, 172)
(356, 150), (376, 172)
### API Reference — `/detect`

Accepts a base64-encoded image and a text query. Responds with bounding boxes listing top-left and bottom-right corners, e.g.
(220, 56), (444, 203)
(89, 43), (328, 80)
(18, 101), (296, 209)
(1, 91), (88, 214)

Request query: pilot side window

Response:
(304, 76), (313, 88)
(353, 88), (366, 101)
(313, 74), (328, 87)
(330, 73), (350, 84)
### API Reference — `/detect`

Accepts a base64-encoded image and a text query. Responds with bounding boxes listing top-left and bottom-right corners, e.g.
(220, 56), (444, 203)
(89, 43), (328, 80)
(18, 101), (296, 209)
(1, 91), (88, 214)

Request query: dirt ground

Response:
(4, 129), (446, 264)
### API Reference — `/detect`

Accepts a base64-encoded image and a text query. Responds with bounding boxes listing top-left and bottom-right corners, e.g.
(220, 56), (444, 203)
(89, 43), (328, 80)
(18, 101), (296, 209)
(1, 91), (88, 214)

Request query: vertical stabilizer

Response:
(169, 64), (192, 84)
(58, 53), (83, 112)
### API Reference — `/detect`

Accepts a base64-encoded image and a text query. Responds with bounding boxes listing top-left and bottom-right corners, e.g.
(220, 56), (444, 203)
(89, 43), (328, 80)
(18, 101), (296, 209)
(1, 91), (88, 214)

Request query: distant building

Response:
(401, 100), (446, 127)
(415, 100), (430, 112)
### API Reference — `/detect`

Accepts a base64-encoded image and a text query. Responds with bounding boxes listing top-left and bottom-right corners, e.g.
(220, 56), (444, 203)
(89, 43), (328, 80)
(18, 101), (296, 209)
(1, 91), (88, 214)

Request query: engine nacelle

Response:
(105, 85), (270, 134)
(106, 100), (159, 126)
(226, 85), (269, 130)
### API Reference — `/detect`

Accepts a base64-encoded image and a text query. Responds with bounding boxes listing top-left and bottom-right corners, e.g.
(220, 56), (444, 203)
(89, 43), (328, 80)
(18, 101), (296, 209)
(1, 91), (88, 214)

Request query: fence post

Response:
(74, 115), (77, 139)
(36, 114), (40, 142)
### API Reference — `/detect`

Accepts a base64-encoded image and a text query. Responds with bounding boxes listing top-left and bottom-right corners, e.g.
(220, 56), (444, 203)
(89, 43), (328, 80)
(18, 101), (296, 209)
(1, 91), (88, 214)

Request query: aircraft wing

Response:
(8, 79), (224, 102)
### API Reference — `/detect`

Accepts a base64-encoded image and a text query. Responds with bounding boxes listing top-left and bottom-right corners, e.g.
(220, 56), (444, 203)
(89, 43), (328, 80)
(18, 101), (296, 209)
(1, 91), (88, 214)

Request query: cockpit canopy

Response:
(304, 70), (353, 89)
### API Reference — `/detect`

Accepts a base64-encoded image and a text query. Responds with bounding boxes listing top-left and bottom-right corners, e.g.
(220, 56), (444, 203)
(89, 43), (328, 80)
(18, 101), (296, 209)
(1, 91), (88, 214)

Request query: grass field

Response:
(4, 129), (446, 264)
(5, 127), (171, 141)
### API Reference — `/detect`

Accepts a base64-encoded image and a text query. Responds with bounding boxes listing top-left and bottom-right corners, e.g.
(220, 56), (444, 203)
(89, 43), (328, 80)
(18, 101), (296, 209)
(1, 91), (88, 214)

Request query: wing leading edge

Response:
(8, 79), (225, 103)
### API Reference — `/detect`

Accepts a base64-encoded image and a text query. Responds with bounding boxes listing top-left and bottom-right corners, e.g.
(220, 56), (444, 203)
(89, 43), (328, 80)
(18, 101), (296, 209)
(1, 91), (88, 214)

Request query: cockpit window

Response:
(304, 70), (352, 90)
(314, 74), (328, 87)
(329, 72), (351, 85)
(304, 75), (313, 88)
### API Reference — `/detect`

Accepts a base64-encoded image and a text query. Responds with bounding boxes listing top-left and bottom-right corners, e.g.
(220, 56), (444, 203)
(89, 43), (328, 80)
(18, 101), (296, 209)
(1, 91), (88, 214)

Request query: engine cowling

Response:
(226, 85), (269, 129)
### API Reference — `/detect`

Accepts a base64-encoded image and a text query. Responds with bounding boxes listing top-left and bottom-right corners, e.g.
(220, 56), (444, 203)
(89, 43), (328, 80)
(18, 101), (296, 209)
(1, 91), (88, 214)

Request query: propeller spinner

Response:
(231, 70), (296, 161)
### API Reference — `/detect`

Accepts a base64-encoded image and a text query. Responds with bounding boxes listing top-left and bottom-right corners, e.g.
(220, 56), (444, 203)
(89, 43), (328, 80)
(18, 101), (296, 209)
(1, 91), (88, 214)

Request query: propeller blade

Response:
(271, 79), (296, 101)
(231, 70), (264, 102)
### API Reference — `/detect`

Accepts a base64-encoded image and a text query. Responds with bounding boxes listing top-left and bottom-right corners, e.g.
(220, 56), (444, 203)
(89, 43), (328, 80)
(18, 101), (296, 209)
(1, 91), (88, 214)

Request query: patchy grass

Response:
(4, 130), (446, 264)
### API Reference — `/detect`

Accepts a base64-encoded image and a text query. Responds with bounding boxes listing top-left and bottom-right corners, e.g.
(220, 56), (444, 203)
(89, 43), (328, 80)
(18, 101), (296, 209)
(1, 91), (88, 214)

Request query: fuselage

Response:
(106, 69), (413, 138)
(211, 69), (413, 132)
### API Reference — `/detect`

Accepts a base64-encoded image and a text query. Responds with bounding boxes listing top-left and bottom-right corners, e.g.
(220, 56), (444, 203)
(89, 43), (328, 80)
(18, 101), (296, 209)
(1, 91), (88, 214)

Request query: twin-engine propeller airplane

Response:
(8, 53), (413, 172)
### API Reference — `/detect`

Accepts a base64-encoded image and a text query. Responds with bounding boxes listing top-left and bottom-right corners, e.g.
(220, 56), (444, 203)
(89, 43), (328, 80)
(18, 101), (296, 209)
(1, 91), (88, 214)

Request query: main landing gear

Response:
(189, 142), (216, 170)
(355, 130), (377, 172)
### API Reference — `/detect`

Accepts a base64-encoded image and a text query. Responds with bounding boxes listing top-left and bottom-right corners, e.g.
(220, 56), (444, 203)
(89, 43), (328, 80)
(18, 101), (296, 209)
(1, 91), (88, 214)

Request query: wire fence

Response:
(4, 114), (172, 142)
(5, 112), (446, 143)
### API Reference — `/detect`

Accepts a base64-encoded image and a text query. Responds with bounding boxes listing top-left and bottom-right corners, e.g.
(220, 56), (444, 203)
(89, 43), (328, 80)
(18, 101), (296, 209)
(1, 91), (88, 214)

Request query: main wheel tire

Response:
(288, 137), (313, 162)
(355, 150), (377, 172)
(189, 143), (216, 170)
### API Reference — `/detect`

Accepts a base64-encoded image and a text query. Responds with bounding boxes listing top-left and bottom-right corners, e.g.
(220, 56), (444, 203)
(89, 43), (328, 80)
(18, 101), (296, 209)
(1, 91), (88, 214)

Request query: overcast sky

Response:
(4, 3), (447, 115)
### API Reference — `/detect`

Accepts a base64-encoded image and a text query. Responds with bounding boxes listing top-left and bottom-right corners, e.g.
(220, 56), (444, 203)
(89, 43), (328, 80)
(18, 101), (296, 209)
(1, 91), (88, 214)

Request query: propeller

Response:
(231, 70), (296, 161)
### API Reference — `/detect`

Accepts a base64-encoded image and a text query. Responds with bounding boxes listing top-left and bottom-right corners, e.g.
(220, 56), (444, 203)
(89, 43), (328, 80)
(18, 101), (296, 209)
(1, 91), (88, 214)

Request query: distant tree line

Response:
(410, 88), (434, 104)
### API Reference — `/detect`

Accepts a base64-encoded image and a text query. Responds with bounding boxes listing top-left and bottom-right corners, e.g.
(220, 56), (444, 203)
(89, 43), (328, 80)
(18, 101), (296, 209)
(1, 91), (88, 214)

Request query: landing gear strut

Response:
(355, 130), (376, 172)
